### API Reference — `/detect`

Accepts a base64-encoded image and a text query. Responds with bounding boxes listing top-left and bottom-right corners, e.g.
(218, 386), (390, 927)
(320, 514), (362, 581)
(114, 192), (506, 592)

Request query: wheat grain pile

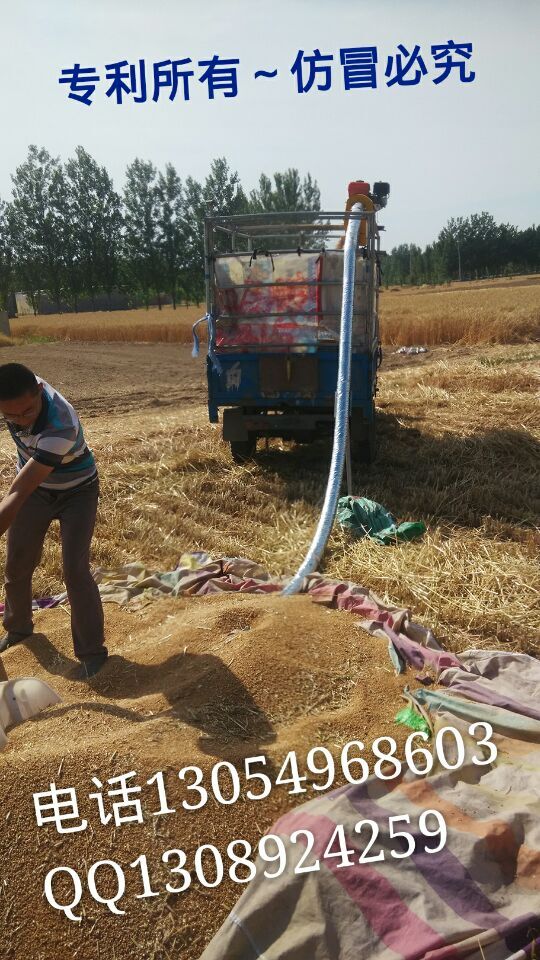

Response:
(0, 592), (408, 960)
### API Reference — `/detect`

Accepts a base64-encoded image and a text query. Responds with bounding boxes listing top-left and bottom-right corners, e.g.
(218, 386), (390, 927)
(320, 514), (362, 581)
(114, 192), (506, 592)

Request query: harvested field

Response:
(2, 339), (537, 655)
(0, 328), (538, 959)
(381, 280), (540, 345)
(10, 274), (540, 347)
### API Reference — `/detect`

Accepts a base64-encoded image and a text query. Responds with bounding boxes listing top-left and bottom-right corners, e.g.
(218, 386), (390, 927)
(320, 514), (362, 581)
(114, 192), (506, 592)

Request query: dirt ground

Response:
(4, 340), (461, 417)
(6, 342), (206, 416)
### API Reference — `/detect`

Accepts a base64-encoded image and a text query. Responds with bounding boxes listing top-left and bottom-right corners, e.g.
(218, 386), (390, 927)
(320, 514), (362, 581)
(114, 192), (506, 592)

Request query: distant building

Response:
(14, 292), (34, 316)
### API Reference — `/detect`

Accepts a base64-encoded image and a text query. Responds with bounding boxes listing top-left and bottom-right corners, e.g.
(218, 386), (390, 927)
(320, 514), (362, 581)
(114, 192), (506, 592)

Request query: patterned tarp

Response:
(194, 567), (540, 960)
(213, 251), (373, 347)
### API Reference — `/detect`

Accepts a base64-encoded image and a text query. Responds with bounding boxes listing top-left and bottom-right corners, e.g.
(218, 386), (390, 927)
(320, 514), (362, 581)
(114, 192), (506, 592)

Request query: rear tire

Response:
(230, 436), (257, 463)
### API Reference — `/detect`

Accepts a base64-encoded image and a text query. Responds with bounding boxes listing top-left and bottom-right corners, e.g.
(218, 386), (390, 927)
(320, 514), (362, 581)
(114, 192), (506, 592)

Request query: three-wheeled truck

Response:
(193, 180), (389, 463)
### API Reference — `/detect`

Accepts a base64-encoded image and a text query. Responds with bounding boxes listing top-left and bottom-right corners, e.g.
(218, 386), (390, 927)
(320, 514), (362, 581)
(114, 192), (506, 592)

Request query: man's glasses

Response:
(1, 399), (41, 425)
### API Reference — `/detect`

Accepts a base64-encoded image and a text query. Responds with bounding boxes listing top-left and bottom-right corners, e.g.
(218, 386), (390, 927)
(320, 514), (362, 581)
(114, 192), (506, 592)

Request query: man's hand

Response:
(0, 458), (54, 536)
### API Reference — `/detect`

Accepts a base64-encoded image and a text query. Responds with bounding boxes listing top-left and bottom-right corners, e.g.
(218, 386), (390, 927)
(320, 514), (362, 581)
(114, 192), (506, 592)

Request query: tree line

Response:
(0, 146), (321, 314)
(1, 147), (538, 314)
(383, 212), (540, 286)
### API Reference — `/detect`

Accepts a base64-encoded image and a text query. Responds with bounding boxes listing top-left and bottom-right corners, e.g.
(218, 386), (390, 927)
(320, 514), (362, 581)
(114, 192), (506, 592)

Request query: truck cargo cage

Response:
(196, 208), (384, 463)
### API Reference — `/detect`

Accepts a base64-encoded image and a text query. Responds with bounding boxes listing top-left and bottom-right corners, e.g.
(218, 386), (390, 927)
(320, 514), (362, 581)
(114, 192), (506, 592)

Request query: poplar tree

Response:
(156, 163), (185, 309)
(0, 200), (15, 312)
(123, 159), (162, 308)
(249, 169), (321, 211)
(65, 147), (123, 309)
(10, 145), (67, 311)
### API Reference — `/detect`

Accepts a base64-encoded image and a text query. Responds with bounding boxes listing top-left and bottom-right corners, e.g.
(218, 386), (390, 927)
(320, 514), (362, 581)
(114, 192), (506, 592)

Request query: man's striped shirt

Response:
(8, 378), (97, 490)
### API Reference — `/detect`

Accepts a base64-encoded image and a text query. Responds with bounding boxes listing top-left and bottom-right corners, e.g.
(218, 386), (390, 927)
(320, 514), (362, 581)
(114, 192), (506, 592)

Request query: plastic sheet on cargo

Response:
(213, 251), (374, 348)
(214, 252), (321, 346)
(319, 251), (371, 345)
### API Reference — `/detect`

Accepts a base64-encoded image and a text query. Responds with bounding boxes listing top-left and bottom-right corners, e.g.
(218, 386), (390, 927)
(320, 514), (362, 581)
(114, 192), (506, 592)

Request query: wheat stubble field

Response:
(11, 273), (540, 346)
(0, 277), (538, 960)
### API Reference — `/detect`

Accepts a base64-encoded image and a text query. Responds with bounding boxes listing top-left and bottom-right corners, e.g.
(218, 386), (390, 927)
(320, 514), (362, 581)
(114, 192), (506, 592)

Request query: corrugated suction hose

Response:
(281, 203), (363, 596)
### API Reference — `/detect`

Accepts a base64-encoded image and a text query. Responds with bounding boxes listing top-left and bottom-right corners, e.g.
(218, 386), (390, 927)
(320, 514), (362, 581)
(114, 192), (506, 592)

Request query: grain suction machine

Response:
(192, 179), (390, 464)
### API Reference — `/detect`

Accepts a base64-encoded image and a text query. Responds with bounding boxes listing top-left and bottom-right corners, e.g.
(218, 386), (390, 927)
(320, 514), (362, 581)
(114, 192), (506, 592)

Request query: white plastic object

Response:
(0, 678), (62, 750)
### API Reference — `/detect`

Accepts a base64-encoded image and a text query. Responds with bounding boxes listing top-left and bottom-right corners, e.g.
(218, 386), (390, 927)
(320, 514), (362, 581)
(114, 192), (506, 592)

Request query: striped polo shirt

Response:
(8, 378), (97, 490)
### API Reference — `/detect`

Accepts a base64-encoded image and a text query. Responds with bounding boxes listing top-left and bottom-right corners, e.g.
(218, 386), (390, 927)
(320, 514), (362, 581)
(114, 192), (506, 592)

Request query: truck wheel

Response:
(230, 436), (257, 463)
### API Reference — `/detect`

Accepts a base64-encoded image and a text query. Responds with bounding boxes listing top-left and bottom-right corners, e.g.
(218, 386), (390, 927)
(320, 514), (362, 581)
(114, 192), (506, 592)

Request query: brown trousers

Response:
(2, 476), (106, 662)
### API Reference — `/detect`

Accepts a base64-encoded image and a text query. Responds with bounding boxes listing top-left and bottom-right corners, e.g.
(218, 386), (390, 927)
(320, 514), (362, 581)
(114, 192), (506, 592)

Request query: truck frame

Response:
(198, 204), (384, 463)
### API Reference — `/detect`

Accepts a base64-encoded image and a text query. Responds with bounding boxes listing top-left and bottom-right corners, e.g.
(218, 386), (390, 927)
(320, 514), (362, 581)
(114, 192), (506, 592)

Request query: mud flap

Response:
(223, 407), (249, 441)
(350, 407), (377, 464)
(0, 678), (62, 750)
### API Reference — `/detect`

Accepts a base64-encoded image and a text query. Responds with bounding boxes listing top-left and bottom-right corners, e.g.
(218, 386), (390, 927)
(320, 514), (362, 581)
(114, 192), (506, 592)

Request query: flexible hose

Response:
(281, 203), (362, 596)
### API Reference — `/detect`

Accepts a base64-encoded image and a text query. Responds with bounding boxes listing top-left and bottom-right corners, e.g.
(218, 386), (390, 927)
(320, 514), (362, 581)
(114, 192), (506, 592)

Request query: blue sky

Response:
(1, 0), (538, 248)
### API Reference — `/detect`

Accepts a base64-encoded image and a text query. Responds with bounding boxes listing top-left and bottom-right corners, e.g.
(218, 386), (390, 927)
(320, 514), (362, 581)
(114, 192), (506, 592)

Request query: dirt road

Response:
(3, 339), (437, 418)
(4, 342), (207, 416)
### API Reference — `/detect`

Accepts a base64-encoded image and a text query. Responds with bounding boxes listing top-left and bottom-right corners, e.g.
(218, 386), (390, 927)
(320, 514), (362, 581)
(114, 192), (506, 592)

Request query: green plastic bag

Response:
(337, 496), (426, 545)
(395, 704), (431, 736)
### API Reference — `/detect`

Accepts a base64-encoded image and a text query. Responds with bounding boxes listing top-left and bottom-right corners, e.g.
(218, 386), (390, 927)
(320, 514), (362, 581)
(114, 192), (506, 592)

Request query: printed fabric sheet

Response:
(198, 567), (540, 960)
(214, 252), (321, 346)
(212, 251), (374, 347)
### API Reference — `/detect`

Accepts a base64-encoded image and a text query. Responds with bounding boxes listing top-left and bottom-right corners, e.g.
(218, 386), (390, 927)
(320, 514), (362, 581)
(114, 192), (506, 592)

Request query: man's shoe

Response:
(69, 654), (108, 681)
(0, 631), (32, 654)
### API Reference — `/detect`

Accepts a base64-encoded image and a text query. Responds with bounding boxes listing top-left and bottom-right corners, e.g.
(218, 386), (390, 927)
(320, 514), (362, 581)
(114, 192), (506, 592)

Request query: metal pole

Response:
(203, 217), (212, 316)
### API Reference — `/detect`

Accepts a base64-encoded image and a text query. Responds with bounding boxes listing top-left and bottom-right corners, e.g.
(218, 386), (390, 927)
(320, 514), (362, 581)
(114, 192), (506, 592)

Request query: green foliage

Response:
(249, 168), (323, 250)
(156, 163), (186, 308)
(384, 213), (540, 286)
(64, 147), (123, 307)
(182, 157), (251, 302)
(0, 200), (14, 312)
(0, 150), (324, 311)
(249, 168), (320, 213)
(9, 150), (536, 308)
(123, 158), (162, 308)
(9, 145), (67, 310)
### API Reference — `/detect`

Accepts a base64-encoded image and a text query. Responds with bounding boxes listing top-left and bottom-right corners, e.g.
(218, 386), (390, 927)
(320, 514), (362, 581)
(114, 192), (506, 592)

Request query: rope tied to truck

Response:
(191, 312), (222, 374)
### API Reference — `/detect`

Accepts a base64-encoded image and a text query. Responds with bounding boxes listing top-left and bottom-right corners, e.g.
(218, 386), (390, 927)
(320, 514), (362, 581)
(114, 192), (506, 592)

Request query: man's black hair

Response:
(0, 363), (39, 401)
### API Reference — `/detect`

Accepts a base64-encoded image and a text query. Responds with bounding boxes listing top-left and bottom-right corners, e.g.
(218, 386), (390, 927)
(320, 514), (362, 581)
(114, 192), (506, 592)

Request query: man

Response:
(0, 363), (107, 679)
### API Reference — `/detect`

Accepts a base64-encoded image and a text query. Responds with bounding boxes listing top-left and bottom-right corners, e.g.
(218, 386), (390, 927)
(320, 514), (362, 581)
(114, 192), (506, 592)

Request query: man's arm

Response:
(0, 459), (54, 536)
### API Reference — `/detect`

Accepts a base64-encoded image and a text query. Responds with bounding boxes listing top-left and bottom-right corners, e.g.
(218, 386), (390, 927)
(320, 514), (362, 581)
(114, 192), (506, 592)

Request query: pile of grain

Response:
(0, 591), (407, 960)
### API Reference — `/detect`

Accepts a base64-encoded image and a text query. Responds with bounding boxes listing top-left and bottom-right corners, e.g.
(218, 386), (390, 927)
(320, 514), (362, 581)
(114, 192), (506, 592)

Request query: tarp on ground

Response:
(200, 647), (540, 960)
(12, 552), (458, 675)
